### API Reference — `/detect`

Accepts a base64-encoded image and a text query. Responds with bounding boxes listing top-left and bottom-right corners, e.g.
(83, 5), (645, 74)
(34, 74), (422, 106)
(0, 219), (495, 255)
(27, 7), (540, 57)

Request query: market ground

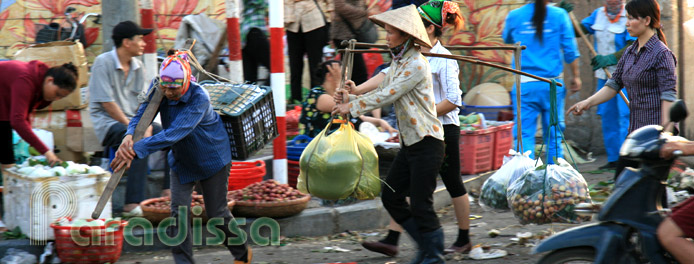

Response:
(118, 155), (614, 264)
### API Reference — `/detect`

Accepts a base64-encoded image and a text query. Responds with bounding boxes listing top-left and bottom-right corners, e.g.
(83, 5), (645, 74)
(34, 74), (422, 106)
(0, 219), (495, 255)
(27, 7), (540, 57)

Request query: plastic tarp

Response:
(298, 119), (380, 200)
(174, 13), (223, 70)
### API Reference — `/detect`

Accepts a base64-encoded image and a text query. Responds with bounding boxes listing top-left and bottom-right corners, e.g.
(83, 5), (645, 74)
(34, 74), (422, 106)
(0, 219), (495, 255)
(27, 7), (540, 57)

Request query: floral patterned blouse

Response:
(300, 86), (333, 137)
(348, 48), (444, 146)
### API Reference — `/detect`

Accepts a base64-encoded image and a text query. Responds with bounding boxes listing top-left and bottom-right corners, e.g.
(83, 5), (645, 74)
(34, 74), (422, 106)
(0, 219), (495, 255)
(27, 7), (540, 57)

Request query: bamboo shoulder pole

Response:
(336, 47), (562, 86)
(514, 42), (523, 152)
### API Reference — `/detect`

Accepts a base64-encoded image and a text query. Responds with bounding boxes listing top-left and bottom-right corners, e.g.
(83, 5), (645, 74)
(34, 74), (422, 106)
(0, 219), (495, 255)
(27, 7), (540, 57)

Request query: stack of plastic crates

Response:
(205, 83), (278, 160)
(228, 160), (266, 190)
(459, 127), (495, 175)
(287, 135), (312, 188)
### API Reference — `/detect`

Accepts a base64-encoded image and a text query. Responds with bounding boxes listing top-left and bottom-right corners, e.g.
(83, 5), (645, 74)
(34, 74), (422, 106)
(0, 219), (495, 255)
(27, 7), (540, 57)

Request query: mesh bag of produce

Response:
(506, 158), (592, 224)
(298, 119), (381, 200)
(479, 150), (540, 211)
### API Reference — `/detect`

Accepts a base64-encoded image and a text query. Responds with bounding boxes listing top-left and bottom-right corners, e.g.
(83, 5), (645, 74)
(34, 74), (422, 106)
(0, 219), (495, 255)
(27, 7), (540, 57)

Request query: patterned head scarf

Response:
(159, 51), (193, 95)
(417, 0), (460, 28)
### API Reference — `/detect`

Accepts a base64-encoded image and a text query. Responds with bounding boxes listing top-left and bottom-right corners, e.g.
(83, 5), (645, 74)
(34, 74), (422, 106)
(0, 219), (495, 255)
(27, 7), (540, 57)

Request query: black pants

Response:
(333, 39), (368, 85)
(0, 121), (14, 164)
(382, 136), (445, 233)
(441, 125), (467, 198)
(286, 25), (328, 102)
(169, 163), (248, 263)
(242, 27), (270, 83)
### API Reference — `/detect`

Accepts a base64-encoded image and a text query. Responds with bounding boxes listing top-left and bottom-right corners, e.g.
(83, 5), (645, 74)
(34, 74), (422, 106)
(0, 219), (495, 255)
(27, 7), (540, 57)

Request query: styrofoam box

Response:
(2, 169), (111, 240)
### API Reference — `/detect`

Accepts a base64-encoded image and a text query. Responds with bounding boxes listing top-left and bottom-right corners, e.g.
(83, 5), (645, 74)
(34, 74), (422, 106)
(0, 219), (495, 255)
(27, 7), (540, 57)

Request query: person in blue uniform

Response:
(502, 0), (582, 163)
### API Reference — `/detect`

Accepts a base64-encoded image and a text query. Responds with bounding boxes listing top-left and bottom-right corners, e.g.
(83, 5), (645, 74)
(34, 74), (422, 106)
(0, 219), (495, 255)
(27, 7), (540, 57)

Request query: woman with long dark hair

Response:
(0, 61), (79, 167)
(503, 0), (582, 163)
(567, 0), (676, 176)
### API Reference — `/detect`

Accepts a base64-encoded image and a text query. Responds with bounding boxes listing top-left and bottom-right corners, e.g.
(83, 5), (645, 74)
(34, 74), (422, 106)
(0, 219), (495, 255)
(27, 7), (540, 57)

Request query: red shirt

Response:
(0, 60), (51, 154)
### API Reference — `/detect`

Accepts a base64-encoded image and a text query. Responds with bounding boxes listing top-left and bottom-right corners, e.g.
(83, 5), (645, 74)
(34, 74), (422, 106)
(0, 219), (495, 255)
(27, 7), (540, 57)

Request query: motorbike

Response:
(35, 6), (101, 47)
(534, 99), (689, 264)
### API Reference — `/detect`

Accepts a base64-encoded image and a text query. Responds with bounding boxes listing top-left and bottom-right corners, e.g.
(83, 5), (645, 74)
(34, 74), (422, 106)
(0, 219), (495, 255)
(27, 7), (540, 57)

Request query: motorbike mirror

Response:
(669, 99), (688, 123)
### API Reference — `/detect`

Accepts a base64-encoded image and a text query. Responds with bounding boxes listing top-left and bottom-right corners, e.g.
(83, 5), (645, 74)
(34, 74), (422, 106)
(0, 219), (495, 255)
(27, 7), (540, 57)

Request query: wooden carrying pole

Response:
(514, 42), (523, 152)
(568, 12), (629, 107)
(349, 42), (526, 51)
(92, 87), (164, 219)
(338, 46), (562, 86)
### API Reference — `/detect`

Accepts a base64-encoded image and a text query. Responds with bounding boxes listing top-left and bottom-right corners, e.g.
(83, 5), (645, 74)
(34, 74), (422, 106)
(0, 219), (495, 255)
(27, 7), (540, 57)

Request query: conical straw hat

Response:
(369, 5), (432, 48)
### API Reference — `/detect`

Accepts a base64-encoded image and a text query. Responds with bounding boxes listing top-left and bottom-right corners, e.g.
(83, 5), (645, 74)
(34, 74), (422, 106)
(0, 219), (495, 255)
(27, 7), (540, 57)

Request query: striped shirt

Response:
(241, 0), (267, 45)
(127, 82), (232, 184)
(605, 34), (677, 132)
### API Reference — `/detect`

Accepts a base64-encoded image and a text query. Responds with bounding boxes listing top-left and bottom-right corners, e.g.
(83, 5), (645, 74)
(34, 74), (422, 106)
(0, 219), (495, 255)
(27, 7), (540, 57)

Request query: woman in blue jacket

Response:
(503, 0), (582, 163)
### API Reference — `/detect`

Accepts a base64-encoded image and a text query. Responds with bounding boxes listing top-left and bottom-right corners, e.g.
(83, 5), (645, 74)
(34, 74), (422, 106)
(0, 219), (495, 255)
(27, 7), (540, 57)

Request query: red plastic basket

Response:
(492, 122), (514, 170)
(51, 219), (128, 263)
(459, 127), (495, 175)
(287, 160), (300, 188)
(229, 160), (266, 190)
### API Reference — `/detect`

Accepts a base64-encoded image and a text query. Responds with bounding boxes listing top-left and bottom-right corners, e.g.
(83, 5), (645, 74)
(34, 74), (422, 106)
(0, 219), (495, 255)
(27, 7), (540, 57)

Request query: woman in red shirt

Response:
(0, 60), (79, 168)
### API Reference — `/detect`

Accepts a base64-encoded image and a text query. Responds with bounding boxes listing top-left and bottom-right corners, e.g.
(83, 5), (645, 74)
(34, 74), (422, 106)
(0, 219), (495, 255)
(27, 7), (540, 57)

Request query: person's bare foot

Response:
(160, 189), (171, 198)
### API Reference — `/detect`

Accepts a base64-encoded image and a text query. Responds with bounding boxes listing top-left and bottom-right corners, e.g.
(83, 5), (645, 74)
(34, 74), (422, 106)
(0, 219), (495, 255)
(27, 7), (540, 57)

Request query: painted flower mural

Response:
(445, 0), (522, 92)
(0, 0), (101, 57)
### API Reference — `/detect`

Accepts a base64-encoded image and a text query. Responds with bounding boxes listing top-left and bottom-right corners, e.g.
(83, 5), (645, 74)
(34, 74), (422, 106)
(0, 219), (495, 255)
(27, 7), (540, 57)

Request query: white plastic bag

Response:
(479, 150), (540, 210)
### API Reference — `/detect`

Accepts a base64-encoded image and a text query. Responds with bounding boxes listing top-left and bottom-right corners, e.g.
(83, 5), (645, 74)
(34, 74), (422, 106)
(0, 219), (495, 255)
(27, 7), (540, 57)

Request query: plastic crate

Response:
(492, 122), (514, 170)
(288, 160), (300, 188)
(51, 219), (127, 263)
(287, 135), (313, 161)
(205, 83), (279, 160)
(460, 103), (512, 121)
(229, 160), (266, 190)
(459, 127), (495, 175)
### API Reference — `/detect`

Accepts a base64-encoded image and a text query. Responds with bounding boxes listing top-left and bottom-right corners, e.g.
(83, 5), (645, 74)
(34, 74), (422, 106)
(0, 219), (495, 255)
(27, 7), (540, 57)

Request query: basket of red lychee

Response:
(227, 179), (311, 218)
(140, 194), (236, 223)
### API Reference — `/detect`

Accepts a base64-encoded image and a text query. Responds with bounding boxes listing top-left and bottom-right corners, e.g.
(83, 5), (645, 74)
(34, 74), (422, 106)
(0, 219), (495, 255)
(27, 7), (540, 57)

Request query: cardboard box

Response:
(2, 169), (111, 240)
(14, 41), (89, 111)
(31, 109), (102, 155)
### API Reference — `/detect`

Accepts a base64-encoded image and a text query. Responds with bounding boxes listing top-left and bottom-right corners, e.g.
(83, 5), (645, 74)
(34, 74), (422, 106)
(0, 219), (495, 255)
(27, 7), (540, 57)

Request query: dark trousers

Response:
(286, 25), (328, 102)
(242, 27), (270, 83)
(0, 121), (14, 164)
(333, 39), (368, 85)
(382, 136), (445, 233)
(169, 163), (248, 263)
(441, 125), (467, 198)
(103, 123), (170, 204)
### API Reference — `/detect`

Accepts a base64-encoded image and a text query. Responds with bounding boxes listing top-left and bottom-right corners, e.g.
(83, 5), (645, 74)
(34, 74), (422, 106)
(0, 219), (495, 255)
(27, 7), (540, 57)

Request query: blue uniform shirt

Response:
(581, 7), (635, 54)
(503, 3), (580, 78)
(127, 82), (232, 184)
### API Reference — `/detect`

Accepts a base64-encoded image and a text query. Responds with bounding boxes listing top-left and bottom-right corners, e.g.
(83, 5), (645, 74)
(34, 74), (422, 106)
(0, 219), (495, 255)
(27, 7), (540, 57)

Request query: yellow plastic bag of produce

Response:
(506, 158), (592, 225)
(298, 119), (380, 200)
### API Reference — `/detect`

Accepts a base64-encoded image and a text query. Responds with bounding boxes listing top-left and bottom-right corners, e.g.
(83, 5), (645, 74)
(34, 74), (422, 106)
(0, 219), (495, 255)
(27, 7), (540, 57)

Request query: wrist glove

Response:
(591, 54), (618, 71)
(558, 0), (574, 13)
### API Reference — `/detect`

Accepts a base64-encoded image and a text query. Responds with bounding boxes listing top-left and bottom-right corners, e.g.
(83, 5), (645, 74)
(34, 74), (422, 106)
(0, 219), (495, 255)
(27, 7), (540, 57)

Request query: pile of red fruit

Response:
(142, 195), (205, 211)
(228, 179), (307, 203)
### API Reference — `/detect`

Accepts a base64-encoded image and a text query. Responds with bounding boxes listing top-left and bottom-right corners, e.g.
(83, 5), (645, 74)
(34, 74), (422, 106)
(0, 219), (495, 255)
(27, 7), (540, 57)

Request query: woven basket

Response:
(232, 195), (311, 218)
(140, 195), (235, 224)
